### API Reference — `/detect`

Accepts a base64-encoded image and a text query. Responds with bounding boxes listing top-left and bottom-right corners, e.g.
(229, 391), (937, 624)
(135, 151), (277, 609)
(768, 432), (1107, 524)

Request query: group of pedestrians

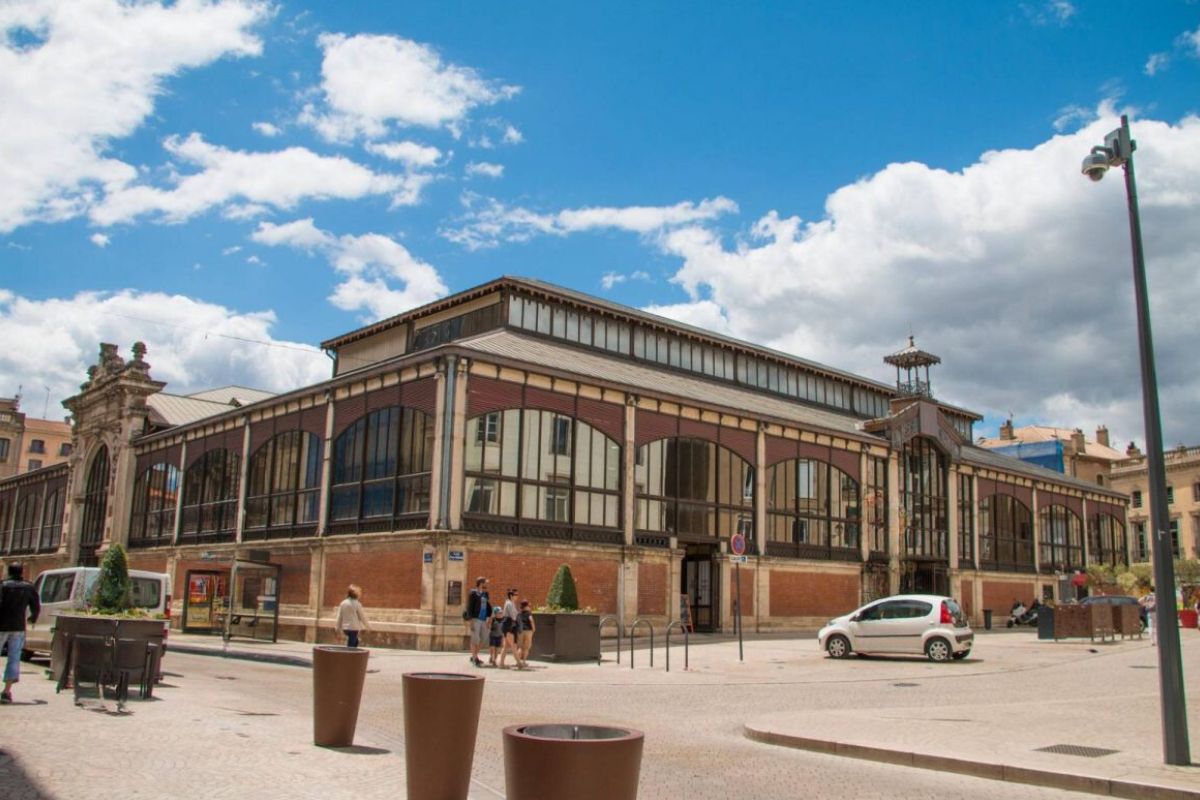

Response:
(466, 576), (535, 669)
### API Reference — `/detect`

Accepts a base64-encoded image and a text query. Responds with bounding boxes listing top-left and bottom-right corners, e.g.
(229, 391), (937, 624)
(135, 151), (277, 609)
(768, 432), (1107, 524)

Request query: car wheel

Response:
(1006, 619), (1014, 628)
(925, 637), (952, 663)
(826, 634), (851, 659)
(952, 649), (969, 660)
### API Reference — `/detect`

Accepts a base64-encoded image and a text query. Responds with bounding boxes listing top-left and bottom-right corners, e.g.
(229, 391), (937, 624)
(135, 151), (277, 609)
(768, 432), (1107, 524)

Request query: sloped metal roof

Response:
(959, 443), (1127, 499)
(146, 393), (238, 427)
(187, 386), (276, 405)
(457, 329), (873, 440)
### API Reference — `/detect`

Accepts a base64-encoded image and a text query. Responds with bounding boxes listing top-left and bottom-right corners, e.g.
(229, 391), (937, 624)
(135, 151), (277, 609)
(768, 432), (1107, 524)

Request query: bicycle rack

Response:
(629, 618), (654, 669)
(665, 620), (689, 672)
(597, 615), (623, 666)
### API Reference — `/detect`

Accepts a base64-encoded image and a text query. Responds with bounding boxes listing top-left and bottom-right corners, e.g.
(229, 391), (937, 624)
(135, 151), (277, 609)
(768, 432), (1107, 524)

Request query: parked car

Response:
(818, 594), (973, 662)
(23, 566), (172, 657)
(1079, 594), (1148, 630)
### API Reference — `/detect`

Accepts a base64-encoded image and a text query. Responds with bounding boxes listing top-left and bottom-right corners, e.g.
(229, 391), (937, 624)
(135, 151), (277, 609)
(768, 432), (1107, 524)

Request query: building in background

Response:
(977, 422), (1125, 487)
(0, 396), (73, 478)
(1110, 443), (1200, 562)
(0, 277), (1129, 645)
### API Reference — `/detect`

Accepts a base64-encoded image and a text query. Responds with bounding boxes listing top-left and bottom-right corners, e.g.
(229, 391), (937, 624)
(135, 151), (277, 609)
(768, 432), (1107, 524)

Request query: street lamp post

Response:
(1082, 114), (1190, 766)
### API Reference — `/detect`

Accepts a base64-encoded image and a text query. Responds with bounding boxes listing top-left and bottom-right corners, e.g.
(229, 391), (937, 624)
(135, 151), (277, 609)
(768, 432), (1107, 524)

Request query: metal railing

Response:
(628, 618), (654, 669)
(664, 620), (689, 672)
(597, 615), (622, 666)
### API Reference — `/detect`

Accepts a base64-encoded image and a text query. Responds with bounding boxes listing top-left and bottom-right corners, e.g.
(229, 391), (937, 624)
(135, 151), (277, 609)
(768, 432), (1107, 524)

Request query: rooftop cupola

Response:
(883, 335), (940, 400)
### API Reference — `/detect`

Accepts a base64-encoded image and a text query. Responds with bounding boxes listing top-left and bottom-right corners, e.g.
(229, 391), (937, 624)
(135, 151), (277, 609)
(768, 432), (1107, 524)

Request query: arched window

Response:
(766, 458), (859, 559)
(80, 445), (110, 558)
(330, 406), (434, 530)
(39, 488), (63, 552)
(635, 437), (752, 542)
(463, 409), (621, 539)
(1088, 512), (1127, 567)
(180, 448), (241, 542)
(1038, 504), (1083, 571)
(129, 462), (180, 547)
(979, 494), (1034, 571)
(902, 438), (948, 558)
(10, 494), (39, 553)
(245, 431), (322, 534)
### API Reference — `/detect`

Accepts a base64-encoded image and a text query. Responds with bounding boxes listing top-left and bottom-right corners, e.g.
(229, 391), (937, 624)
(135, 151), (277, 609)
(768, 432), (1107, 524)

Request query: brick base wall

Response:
(468, 550), (619, 614)
(638, 563), (667, 616)
(769, 569), (858, 618)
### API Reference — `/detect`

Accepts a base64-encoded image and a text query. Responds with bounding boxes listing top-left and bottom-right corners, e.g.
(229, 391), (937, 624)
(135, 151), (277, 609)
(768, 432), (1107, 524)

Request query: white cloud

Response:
(0, 288), (330, 418)
(245, 254), (263, 265)
(640, 109), (1200, 448)
(252, 218), (447, 320)
(1052, 104), (1094, 132)
(1182, 25), (1200, 57)
(301, 33), (519, 142)
(502, 125), (523, 145)
(1022, 1), (1075, 26)
(442, 195), (738, 250)
(90, 133), (424, 225)
(600, 270), (651, 290)
(221, 245), (242, 256)
(252, 121), (281, 137)
(364, 140), (442, 168)
(0, 0), (269, 233)
(89, 232), (109, 247)
(1144, 52), (1169, 76)
(465, 161), (504, 179)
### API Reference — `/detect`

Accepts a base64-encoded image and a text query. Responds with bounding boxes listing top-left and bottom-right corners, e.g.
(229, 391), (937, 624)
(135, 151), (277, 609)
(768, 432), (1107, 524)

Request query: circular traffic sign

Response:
(730, 532), (746, 556)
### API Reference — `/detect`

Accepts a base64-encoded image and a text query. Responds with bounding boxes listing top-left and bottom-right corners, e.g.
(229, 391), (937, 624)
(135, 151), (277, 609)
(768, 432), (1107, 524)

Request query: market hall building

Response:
(0, 277), (1129, 648)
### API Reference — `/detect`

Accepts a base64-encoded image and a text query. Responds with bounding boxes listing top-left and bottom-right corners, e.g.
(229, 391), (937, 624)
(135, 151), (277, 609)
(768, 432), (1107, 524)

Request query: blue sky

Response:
(2, 1), (1200, 448)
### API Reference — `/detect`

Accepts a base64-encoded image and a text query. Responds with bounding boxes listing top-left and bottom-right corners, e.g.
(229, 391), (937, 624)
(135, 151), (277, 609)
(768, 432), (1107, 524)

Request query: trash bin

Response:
(312, 645), (370, 747)
(1038, 606), (1055, 640)
(403, 672), (485, 800)
(982, 609), (993, 630)
(503, 724), (644, 800)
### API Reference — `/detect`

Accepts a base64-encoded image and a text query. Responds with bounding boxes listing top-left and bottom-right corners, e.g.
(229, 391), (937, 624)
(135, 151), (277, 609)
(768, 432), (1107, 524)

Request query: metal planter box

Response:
(528, 613), (600, 662)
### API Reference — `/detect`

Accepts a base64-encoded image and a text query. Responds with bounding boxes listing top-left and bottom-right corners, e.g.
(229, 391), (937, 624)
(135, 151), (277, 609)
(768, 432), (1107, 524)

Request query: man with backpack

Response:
(1, 562), (41, 704)
(465, 576), (490, 667)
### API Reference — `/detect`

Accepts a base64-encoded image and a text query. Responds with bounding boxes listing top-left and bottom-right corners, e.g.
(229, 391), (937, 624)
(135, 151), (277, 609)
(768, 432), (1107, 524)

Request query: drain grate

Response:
(892, 682), (920, 687)
(1035, 744), (1119, 758)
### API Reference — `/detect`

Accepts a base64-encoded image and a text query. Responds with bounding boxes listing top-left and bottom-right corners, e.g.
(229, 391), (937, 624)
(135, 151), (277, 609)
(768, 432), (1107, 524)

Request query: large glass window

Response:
(766, 458), (859, 558)
(80, 445), (110, 554)
(866, 456), (887, 555)
(635, 437), (752, 541)
(245, 431), (322, 532)
(463, 409), (621, 532)
(1087, 512), (1127, 566)
(181, 448), (241, 542)
(39, 488), (63, 552)
(979, 494), (1034, 571)
(957, 473), (974, 565)
(129, 462), (181, 547)
(901, 439), (948, 559)
(1038, 505), (1083, 571)
(9, 493), (39, 553)
(330, 407), (433, 525)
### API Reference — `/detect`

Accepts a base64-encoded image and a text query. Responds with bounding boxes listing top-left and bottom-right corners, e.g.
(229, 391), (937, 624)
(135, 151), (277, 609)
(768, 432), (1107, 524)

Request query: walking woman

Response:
(337, 584), (370, 648)
(516, 599), (536, 669)
(499, 588), (519, 668)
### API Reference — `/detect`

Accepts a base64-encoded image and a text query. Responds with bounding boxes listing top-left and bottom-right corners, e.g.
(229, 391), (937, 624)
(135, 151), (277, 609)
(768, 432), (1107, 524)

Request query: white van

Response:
(24, 567), (173, 656)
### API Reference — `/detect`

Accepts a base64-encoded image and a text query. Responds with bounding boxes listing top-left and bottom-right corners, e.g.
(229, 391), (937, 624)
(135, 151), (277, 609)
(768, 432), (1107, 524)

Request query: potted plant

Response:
(529, 565), (601, 662)
(51, 544), (166, 695)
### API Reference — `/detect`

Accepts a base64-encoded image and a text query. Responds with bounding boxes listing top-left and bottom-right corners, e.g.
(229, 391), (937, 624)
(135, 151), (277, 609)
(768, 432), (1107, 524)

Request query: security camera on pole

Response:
(1081, 114), (1190, 766)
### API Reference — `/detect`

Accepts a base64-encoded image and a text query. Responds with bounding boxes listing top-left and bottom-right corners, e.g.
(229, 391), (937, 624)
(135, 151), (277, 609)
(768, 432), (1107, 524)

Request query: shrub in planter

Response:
(530, 565), (599, 662)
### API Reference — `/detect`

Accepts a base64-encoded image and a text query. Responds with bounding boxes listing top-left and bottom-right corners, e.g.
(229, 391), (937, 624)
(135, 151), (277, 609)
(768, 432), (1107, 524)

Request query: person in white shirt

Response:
(336, 585), (370, 648)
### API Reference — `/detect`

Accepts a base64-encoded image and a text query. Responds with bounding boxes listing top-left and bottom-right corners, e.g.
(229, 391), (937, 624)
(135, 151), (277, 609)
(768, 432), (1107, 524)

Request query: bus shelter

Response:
(182, 558), (282, 643)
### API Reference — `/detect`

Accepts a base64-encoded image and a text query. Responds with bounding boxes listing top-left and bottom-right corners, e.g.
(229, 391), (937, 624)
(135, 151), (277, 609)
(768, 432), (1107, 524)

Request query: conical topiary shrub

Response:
(94, 543), (132, 613)
(545, 564), (579, 611)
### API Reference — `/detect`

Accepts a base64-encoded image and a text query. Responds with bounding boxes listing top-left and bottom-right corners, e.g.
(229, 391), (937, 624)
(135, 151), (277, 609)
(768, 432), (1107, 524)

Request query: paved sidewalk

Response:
(5, 628), (1199, 798)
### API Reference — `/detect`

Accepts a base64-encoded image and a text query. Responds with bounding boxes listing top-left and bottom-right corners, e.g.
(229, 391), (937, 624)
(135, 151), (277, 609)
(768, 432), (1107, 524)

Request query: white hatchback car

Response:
(818, 594), (973, 662)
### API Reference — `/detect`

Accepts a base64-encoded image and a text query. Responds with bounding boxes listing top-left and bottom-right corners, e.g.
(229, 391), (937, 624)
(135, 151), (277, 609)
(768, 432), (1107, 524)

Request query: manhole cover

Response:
(893, 682), (920, 687)
(1035, 744), (1119, 758)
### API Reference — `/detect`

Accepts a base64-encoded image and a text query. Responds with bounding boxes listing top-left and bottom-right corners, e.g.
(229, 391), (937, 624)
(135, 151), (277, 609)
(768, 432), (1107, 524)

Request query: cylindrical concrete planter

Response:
(402, 672), (485, 800)
(312, 646), (369, 747)
(503, 724), (644, 800)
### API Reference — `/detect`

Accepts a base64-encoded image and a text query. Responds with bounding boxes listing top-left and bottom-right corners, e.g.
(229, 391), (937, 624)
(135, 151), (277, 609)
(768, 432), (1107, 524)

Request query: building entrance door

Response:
(901, 561), (949, 596)
(683, 545), (719, 632)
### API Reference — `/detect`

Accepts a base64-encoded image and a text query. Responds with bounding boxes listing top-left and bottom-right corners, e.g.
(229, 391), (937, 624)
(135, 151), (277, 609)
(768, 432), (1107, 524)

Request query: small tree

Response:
(93, 543), (132, 613)
(545, 564), (579, 611)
